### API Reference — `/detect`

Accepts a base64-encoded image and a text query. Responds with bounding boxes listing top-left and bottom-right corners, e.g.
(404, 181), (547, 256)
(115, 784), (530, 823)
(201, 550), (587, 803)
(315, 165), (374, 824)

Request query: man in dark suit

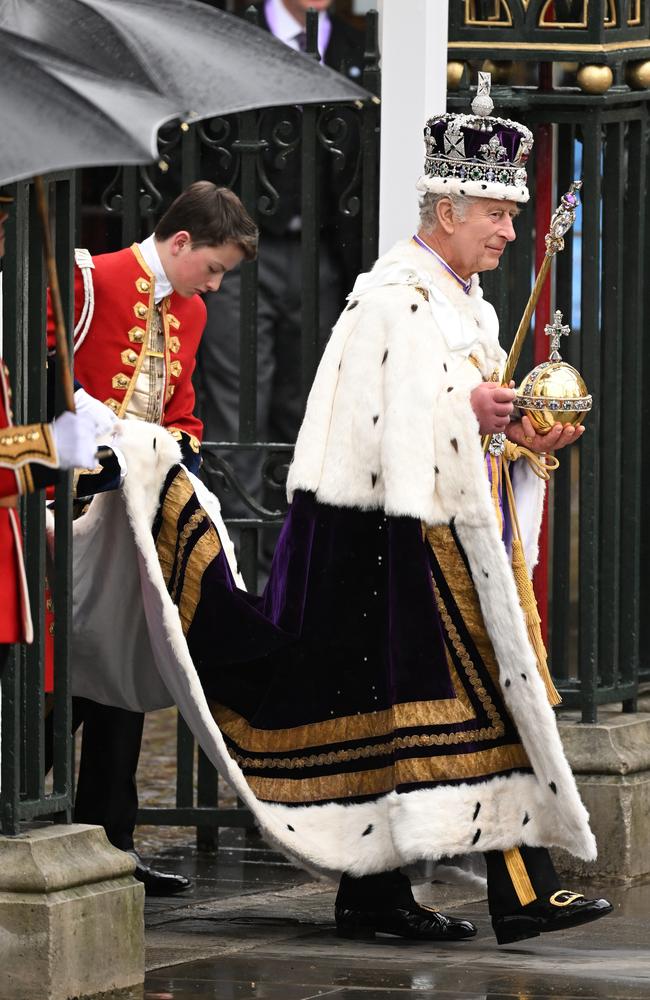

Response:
(195, 0), (367, 533)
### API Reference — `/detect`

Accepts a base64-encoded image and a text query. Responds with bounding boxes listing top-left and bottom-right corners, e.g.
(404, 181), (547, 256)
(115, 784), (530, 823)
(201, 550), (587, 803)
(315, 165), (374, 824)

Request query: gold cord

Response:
(503, 461), (562, 707)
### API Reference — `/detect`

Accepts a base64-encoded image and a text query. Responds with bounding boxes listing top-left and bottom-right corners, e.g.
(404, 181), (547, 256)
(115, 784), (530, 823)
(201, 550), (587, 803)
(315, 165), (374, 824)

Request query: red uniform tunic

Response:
(48, 243), (206, 446)
(0, 362), (58, 644)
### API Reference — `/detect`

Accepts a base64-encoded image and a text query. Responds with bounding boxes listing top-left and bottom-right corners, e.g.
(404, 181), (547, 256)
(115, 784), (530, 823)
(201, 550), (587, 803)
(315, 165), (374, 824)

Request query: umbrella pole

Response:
(34, 175), (75, 413)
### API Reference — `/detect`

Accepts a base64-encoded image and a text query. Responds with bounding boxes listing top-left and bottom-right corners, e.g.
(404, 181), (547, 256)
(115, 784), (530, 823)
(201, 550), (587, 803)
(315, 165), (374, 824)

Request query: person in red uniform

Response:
(47, 182), (258, 895)
(0, 190), (101, 675)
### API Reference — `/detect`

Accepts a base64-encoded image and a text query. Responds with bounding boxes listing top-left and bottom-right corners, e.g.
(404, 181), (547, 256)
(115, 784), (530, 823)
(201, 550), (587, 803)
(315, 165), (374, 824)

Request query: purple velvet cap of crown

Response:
(428, 117), (529, 165)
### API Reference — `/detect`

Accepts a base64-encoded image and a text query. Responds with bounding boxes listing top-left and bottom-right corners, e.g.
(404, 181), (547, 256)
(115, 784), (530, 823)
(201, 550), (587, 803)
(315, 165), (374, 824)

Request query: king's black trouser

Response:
(338, 845), (561, 916)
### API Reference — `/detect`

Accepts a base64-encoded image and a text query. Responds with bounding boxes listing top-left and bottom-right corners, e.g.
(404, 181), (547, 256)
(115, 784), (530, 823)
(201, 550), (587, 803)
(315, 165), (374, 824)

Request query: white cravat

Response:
(137, 234), (173, 304)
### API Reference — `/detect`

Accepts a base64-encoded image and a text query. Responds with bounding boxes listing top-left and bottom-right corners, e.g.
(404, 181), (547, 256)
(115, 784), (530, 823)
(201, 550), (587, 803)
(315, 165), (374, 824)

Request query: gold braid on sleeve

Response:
(0, 422), (58, 469)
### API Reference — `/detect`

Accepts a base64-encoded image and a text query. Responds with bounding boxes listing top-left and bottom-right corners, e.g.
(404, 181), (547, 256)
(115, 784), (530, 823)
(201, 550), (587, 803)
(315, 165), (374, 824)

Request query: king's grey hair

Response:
(418, 191), (479, 234)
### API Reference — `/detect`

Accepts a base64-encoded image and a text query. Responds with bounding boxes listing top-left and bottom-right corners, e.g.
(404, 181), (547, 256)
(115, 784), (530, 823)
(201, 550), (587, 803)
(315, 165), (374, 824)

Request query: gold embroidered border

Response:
(155, 467), (222, 633)
(161, 298), (173, 407)
(432, 578), (502, 736)
(176, 518), (221, 634)
(210, 661), (475, 756)
(118, 245), (156, 418)
(156, 475), (189, 591)
(171, 509), (206, 603)
(426, 525), (503, 688)
(245, 744), (531, 803)
(228, 721), (512, 771)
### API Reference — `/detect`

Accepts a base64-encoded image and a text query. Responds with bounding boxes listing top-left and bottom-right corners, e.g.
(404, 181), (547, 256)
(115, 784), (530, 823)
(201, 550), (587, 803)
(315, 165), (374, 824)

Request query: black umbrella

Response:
(0, 0), (370, 118)
(0, 29), (176, 186)
(0, 29), (180, 409)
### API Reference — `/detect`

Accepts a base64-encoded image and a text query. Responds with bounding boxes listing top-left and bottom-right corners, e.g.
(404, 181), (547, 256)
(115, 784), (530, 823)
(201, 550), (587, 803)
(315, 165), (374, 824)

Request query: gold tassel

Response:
(502, 462), (562, 707)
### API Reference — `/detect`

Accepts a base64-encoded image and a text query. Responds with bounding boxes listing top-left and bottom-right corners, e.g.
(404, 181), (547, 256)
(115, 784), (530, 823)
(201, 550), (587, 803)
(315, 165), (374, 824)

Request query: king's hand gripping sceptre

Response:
(483, 180), (582, 455)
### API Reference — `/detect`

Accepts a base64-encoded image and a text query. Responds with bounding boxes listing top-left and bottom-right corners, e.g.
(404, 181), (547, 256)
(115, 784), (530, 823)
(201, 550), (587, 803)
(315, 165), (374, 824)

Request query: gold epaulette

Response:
(0, 423), (57, 469)
(168, 427), (201, 454)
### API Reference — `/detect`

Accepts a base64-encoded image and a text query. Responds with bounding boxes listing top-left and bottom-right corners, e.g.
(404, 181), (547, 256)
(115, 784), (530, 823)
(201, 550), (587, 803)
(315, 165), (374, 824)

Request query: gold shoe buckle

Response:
(549, 890), (584, 907)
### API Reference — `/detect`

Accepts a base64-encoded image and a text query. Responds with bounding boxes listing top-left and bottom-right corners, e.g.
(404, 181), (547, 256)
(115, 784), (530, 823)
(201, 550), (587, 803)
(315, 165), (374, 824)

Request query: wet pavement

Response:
(129, 831), (650, 1000)
(127, 709), (650, 999)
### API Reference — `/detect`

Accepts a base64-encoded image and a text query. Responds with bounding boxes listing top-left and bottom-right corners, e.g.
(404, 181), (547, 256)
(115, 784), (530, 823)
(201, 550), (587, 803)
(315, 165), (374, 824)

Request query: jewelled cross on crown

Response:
(480, 134), (507, 163)
(471, 70), (494, 121)
(545, 310), (571, 362)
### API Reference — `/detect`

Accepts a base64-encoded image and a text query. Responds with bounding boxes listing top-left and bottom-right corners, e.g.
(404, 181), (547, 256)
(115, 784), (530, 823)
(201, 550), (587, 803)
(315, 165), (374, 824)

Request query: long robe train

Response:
(69, 421), (595, 877)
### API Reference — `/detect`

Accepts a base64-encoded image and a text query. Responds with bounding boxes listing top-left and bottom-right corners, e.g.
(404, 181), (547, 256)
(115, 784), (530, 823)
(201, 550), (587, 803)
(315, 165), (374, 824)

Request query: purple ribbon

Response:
(412, 235), (471, 295)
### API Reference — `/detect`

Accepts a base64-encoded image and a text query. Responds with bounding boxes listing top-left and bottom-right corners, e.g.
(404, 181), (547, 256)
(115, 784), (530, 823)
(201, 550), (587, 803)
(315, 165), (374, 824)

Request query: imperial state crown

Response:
(417, 71), (533, 203)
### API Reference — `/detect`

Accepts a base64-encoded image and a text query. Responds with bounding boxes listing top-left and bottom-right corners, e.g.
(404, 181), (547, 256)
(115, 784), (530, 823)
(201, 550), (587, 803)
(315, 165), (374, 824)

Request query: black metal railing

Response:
(0, 175), (75, 835)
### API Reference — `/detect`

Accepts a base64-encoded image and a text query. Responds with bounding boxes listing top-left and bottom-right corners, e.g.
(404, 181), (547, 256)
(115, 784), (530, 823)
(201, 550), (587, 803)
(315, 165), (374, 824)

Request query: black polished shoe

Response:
(127, 850), (192, 897)
(492, 890), (613, 945)
(336, 901), (477, 942)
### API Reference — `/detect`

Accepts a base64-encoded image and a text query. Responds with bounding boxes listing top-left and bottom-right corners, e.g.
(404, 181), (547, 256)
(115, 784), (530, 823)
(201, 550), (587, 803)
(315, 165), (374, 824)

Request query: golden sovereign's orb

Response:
(627, 60), (650, 90)
(514, 310), (592, 435)
(447, 61), (466, 91)
(577, 64), (613, 94)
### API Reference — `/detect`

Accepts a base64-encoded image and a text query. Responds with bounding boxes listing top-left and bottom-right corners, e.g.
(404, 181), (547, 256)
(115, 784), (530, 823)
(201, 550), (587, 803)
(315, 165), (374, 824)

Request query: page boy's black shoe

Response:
(127, 850), (192, 897)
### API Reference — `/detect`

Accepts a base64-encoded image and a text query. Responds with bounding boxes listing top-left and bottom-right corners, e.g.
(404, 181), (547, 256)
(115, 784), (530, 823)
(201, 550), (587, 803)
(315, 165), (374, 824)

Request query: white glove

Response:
(51, 410), (99, 470)
(74, 387), (118, 438)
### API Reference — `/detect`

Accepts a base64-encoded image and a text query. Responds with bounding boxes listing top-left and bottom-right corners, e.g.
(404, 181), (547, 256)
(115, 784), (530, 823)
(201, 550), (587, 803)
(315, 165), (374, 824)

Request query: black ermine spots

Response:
(472, 802), (481, 821)
(362, 824), (373, 837)
(450, 438), (458, 453)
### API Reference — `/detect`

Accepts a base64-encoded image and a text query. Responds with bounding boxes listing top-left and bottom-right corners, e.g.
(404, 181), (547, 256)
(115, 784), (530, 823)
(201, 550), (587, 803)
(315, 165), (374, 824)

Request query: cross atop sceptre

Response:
(545, 309), (570, 362)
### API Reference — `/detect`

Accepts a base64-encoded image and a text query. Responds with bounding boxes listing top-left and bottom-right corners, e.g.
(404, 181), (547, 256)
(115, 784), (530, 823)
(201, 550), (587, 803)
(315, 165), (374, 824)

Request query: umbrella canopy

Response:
(0, 28), (175, 186)
(0, 0), (369, 120)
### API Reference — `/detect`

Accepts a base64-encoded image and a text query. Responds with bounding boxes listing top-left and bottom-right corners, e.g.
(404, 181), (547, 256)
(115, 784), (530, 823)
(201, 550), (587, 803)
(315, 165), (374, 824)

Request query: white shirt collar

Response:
(137, 234), (173, 304)
(264, 0), (331, 57)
